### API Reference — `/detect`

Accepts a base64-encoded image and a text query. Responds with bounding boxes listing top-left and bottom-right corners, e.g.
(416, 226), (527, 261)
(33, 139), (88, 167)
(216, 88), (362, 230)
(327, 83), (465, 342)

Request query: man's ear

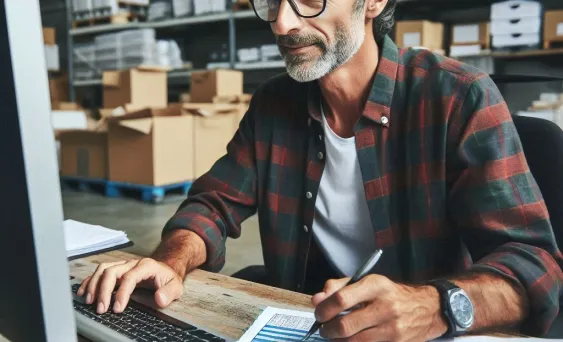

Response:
(365, 0), (388, 19)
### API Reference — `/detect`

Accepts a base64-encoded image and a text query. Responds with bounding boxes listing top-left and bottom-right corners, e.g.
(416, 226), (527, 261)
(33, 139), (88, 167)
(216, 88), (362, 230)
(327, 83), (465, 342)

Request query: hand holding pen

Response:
(303, 249), (383, 340)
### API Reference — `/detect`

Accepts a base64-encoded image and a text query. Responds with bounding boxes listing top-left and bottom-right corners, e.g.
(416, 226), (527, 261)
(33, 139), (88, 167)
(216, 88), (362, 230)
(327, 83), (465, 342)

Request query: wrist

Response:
(151, 230), (207, 279)
(418, 285), (449, 340)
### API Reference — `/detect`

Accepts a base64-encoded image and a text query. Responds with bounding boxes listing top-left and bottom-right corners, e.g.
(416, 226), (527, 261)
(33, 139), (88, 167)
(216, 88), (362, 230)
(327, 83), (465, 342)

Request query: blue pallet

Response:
(60, 176), (192, 204)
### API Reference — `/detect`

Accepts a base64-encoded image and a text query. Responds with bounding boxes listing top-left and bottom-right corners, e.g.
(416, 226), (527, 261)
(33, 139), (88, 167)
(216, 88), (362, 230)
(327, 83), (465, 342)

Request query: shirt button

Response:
(303, 225), (309, 233)
(381, 116), (389, 125)
(317, 152), (324, 160)
(306, 192), (312, 199)
(318, 134), (323, 140)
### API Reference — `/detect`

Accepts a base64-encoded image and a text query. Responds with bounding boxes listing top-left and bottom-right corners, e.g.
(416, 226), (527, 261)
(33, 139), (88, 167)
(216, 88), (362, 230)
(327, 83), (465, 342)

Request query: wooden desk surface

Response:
(70, 251), (521, 341)
(70, 251), (313, 341)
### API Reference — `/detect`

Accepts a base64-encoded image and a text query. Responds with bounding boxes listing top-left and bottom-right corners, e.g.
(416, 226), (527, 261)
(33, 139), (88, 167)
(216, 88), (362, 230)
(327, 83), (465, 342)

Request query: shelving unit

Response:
(64, 0), (563, 104)
(65, 6), (275, 99)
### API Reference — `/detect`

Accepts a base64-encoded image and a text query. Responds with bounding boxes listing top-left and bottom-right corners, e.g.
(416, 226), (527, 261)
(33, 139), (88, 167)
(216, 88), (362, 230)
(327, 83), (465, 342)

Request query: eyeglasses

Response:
(249, 0), (327, 23)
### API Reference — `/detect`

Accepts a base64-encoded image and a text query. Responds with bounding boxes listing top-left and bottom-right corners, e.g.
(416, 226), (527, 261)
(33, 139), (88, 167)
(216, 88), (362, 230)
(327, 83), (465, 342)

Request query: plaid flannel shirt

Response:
(164, 36), (563, 335)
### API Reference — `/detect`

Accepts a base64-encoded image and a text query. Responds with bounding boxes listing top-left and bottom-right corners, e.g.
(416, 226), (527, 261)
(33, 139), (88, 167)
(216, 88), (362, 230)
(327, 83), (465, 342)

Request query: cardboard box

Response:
(395, 20), (444, 50)
(103, 66), (168, 110)
(59, 130), (108, 179)
(183, 103), (244, 178)
(107, 105), (193, 186)
(452, 22), (490, 47)
(107, 103), (243, 185)
(52, 102), (81, 111)
(190, 69), (243, 103)
(545, 10), (563, 44)
(43, 27), (55, 45)
(49, 75), (69, 106)
(179, 92), (191, 103)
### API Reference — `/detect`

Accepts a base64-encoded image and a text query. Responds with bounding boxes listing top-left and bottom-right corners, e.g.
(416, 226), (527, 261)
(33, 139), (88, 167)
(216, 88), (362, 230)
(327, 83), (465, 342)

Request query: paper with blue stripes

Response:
(237, 307), (327, 342)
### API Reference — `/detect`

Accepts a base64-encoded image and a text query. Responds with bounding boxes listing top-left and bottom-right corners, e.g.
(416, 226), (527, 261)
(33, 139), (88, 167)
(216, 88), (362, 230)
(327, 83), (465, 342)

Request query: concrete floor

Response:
(62, 190), (263, 276)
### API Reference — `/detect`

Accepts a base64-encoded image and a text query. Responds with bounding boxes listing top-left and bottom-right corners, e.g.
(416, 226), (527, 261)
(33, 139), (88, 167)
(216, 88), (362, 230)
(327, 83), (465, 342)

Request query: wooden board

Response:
(492, 47), (563, 59)
(69, 251), (312, 341)
(72, 13), (139, 28)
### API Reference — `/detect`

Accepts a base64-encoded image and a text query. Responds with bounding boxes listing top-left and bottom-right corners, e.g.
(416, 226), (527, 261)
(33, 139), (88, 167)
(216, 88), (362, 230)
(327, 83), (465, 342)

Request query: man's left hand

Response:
(312, 275), (448, 342)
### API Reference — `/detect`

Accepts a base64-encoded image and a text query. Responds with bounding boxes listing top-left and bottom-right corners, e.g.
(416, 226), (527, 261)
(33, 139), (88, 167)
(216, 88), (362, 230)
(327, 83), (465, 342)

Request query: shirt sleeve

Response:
(161, 97), (259, 273)
(448, 75), (563, 336)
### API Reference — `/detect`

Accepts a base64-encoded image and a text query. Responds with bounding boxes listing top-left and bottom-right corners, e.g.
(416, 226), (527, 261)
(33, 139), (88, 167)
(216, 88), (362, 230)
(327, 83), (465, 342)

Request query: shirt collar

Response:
(307, 35), (399, 128)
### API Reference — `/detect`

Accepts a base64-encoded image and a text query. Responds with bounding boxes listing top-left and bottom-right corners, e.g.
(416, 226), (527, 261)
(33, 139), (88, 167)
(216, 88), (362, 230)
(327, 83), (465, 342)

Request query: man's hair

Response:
(373, 0), (397, 41)
(354, 0), (397, 41)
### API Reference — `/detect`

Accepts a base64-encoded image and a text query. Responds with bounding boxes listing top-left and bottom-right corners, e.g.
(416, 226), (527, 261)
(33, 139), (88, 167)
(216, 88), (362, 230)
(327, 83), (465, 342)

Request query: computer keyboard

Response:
(71, 283), (226, 342)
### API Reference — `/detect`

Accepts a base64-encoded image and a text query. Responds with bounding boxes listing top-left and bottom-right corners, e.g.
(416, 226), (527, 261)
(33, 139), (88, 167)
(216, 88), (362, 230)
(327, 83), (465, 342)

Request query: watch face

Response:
(449, 291), (474, 329)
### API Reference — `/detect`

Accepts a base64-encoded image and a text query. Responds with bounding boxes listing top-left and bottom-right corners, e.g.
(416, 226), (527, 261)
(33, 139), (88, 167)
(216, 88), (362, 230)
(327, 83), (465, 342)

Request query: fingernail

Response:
(97, 302), (104, 314)
(158, 292), (168, 305)
(86, 293), (92, 304)
(113, 301), (121, 313)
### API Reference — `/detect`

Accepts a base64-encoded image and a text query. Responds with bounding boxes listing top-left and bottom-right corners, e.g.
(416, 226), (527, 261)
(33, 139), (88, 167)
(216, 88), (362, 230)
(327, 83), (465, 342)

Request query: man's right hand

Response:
(76, 258), (184, 315)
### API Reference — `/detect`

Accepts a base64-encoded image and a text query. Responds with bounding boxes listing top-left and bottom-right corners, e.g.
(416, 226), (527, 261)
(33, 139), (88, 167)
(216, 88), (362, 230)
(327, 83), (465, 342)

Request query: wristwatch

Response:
(427, 279), (474, 338)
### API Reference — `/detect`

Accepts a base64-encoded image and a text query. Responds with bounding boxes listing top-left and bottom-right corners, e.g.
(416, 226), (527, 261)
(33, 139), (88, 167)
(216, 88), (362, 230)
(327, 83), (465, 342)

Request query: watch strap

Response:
(427, 279), (458, 338)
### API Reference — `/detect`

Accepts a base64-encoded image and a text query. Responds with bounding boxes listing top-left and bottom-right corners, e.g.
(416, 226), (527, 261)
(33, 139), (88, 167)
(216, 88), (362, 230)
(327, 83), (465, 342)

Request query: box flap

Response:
(182, 103), (239, 117)
(135, 65), (170, 73)
(103, 71), (121, 87)
(117, 118), (154, 135)
(213, 94), (252, 104)
(120, 105), (183, 120)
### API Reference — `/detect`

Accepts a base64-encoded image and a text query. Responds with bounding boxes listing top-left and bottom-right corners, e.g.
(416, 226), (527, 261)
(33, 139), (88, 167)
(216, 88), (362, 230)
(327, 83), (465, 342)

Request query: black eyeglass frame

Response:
(248, 0), (328, 22)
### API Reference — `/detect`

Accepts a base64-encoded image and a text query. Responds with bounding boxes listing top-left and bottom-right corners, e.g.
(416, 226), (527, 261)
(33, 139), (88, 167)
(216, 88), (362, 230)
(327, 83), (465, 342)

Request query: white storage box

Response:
(452, 24), (481, 44)
(92, 0), (119, 17)
(51, 111), (88, 131)
(238, 48), (260, 63)
(173, 0), (193, 17)
(45, 44), (60, 71)
(491, 17), (541, 35)
(211, 0), (227, 12)
(73, 0), (93, 19)
(491, 0), (541, 20)
(492, 33), (541, 48)
(193, 0), (211, 15)
(450, 45), (483, 57)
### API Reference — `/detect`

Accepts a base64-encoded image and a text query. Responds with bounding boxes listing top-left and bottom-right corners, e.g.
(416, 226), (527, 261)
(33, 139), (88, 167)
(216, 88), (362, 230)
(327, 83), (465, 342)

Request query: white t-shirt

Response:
(312, 106), (376, 277)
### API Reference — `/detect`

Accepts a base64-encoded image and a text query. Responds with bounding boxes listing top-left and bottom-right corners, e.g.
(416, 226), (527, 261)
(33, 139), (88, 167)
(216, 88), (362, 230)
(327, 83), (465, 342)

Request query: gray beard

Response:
(280, 18), (365, 83)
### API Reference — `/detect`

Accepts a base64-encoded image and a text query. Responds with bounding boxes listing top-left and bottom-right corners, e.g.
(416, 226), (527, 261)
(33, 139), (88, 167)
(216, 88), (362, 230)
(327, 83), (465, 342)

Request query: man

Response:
(78, 0), (563, 340)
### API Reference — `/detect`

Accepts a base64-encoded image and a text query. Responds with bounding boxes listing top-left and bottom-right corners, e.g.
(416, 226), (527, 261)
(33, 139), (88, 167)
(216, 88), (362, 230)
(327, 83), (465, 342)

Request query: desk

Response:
(70, 251), (521, 341)
(70, 250), (313, 341)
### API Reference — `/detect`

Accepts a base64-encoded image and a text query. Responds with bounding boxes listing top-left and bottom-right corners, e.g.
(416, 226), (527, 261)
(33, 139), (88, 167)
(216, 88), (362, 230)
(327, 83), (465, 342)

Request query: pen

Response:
(302, 249), (383, 341)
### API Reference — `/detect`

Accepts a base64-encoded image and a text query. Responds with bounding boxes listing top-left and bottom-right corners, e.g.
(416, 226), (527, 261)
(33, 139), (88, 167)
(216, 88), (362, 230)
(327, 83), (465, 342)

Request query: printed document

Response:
(238, 307), (552, 342)
(237, 307), (327, 342)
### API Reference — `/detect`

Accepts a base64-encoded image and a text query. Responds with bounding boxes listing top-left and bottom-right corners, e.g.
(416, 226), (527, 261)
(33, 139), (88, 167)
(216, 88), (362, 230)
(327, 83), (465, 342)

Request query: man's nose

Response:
(271, 0), (302, 36)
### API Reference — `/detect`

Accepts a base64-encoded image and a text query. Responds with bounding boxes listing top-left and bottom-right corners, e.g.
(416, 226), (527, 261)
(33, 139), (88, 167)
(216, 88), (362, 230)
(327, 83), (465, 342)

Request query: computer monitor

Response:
(0, 1), (77, 341)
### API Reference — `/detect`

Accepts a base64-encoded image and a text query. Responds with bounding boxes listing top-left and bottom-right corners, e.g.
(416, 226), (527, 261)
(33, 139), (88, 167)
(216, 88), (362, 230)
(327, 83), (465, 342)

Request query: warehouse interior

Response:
(41, 0), (563, 276)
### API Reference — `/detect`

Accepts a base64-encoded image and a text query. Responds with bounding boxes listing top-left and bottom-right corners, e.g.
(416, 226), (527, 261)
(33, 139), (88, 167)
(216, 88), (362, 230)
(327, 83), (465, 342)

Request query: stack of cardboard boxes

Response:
(59, 67), (250, 188)
(544, 10), (563, 49)
(450, 23), (491, 57)
(394, 20), (445, 55)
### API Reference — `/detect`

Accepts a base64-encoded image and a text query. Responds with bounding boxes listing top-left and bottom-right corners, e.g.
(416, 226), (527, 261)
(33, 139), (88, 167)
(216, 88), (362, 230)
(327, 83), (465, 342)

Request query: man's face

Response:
(271, 0), (366, 82)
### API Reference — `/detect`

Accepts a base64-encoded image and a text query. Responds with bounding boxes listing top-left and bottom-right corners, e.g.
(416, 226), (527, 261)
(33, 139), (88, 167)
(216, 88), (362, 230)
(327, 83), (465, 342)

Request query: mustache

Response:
(276, 33), (325, 48)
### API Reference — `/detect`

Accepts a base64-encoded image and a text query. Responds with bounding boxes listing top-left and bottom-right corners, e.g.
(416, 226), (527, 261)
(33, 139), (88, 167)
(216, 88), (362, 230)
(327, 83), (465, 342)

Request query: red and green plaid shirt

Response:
(164, 36), (563, 335)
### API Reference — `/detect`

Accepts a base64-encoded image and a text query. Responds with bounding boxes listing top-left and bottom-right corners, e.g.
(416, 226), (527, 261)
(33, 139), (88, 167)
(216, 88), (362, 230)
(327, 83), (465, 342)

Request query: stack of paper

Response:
(64, 220), (131, 259)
